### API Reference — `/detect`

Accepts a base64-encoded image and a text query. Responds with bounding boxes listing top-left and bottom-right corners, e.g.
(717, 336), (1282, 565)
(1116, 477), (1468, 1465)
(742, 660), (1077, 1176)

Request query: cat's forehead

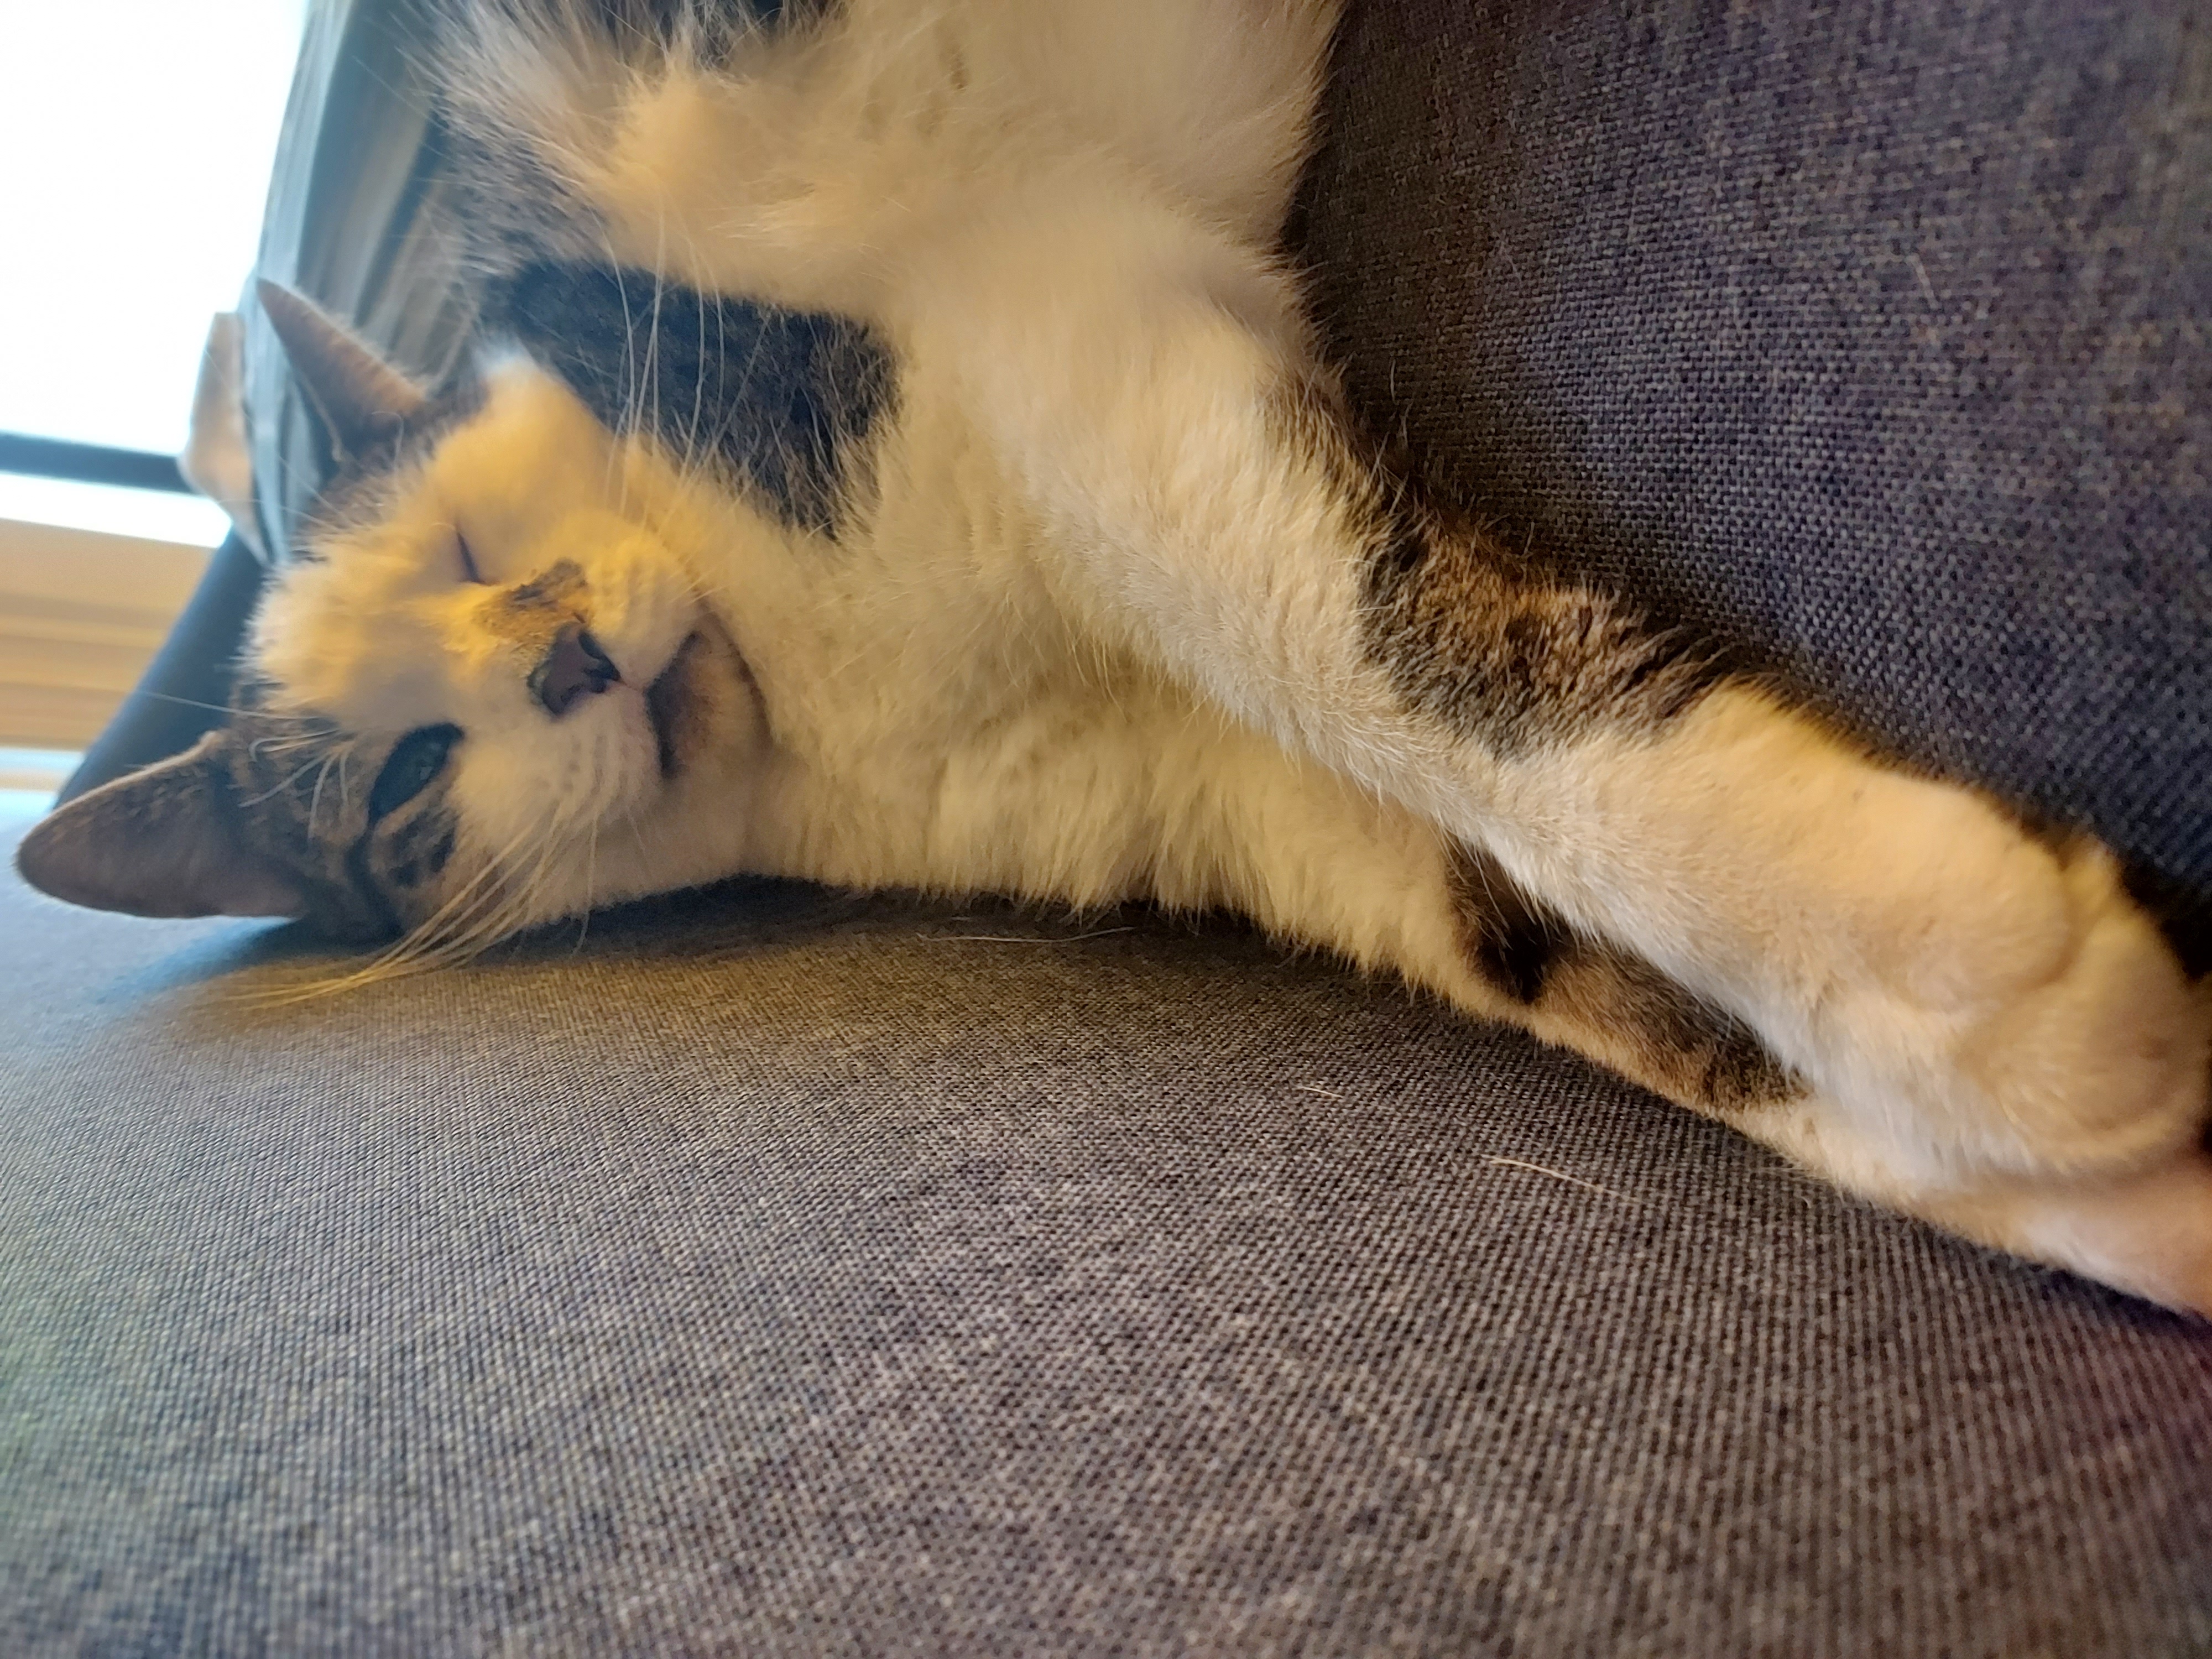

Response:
(300, 375), (488, 540)
(250, 362), (632, 717)
(299, 361), (615, 550)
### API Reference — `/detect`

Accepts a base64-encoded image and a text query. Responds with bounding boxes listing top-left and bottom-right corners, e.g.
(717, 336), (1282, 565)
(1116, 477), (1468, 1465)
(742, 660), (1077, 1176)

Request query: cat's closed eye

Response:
(369, 724), (463, 821)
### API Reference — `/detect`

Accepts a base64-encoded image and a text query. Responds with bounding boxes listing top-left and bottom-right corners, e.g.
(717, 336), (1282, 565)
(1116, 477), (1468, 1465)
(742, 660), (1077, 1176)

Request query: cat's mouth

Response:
(644, 633), (702, 779)
(639, 617), (756, 785)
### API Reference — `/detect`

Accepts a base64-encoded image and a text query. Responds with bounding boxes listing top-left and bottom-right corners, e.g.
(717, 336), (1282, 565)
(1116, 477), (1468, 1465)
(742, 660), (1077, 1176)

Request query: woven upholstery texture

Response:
(5, 813), (2210, 1656)
(1297, 0), (2212, 894)
(9, 0), (2211, 1651)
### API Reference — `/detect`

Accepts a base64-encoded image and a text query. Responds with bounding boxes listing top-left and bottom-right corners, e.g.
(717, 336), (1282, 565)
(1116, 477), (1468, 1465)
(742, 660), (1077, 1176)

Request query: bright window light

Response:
(0, 475), (232, 547)
(0, 747), (80, 816)
(0, 1), (306, 462)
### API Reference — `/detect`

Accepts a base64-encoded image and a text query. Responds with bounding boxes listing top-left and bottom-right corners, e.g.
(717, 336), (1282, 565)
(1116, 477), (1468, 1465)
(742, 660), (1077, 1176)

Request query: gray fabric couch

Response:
(7, 1), (2209, 1652)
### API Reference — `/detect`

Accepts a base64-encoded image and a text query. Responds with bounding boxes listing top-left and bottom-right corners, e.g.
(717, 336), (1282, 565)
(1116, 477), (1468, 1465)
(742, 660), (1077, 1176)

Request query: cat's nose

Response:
(530, 623), (620, 717)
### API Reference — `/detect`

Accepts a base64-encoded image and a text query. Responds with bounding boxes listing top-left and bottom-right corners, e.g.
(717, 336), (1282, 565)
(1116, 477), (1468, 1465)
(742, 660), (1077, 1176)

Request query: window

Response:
(0, 0), (306, 781)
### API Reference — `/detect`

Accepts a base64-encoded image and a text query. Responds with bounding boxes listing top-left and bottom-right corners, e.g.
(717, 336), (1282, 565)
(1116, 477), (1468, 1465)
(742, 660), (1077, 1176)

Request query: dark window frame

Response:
(0, 432), (189, 495)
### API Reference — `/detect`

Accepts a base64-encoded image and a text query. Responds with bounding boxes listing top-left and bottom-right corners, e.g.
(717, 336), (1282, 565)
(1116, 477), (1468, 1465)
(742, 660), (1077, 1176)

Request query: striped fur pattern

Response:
(19, 0), (2211, 1312)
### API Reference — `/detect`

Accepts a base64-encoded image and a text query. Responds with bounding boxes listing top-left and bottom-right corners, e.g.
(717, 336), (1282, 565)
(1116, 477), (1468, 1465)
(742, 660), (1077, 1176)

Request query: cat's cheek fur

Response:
(450, 692), (662, 853)
(252, 540), (457, 733)
(437, 617), (772, 928)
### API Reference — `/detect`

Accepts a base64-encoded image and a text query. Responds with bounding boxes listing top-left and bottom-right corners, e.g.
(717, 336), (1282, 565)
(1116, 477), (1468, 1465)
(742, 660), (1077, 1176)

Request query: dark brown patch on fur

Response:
(425, 824), (458, 879)
(1365, 501), (1729, 753)
(8, 724), (395, 935)
(1272, 379), (1728, 753)
(504, 560), (587, 612)
(484, 559), (591, 661)
(384, 806), (462, 895)
(194, 680), (468, 941)
(1450, 848), (1558, 1005)
(1447, 845), (1804, 1114)
(211, 690), (387, 938)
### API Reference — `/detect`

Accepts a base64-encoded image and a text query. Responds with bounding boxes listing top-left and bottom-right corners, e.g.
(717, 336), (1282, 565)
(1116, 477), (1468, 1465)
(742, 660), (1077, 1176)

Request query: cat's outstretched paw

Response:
(1601, 693), (2212, 1308)
(1631, 692), (2207, 1176)
(1580, 690), (2207, 1187)
(1768, 775), (2212, 1315)
(1816, 793), (2209, 1183)
(1928, 1151), (2212, 1318)
(1758, 1093), (2212, 1316)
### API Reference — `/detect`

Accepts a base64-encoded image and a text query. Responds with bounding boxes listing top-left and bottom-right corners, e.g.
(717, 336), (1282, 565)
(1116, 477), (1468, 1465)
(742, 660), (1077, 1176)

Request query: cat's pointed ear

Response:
(14, 733), (306, 921)
(255, 279), (427, 458)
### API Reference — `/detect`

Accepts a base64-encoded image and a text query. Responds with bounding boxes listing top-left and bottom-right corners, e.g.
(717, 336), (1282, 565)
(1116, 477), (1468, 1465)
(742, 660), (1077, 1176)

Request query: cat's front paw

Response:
(1928, 1149), (2212, 1318)
(1824, 795), (2208, 1181)
(1948, 846), (2206, 1162)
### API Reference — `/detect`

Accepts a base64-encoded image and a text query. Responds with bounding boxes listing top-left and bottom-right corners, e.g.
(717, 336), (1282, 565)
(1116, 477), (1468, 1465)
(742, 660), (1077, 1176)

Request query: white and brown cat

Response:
(21, 0), (2211, 1312)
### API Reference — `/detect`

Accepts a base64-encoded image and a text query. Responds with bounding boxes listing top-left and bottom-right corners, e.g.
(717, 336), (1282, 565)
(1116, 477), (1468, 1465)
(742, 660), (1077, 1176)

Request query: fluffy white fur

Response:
(95, 0), (2212, 1309)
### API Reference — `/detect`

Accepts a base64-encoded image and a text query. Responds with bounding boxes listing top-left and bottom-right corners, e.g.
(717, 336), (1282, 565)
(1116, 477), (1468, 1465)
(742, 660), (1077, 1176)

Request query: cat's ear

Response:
(14, 733), (306, 920)
(255, 279), (427, 458)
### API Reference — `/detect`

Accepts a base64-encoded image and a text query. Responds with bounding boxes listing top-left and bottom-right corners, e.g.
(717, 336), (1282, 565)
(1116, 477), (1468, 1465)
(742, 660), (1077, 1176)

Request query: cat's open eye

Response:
(369, 724), (462, 821)
(455, 533), (486, 585)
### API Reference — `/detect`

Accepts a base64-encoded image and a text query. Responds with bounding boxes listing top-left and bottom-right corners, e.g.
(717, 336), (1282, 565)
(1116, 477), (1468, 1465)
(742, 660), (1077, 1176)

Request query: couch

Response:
(6, 1), (2208, 1651)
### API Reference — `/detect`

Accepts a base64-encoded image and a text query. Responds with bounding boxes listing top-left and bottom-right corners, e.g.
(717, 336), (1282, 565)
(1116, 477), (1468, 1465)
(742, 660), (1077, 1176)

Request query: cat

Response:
(18, 0), (2211, 1313)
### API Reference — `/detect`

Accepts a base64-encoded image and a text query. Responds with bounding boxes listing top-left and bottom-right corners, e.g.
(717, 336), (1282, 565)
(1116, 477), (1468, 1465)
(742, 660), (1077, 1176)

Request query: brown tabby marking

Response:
(487, 558), (591, 653)
(1364, 509), (1727, 754)
(212, 683), (463, 939)
(1447, 844), (1804, 1115)
(383, 808), (460, 894)
(1271, 379), (1724, 752)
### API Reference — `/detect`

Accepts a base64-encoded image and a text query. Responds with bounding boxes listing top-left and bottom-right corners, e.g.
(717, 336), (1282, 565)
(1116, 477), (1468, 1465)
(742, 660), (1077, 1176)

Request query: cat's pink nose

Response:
(531, 623), (619, 717)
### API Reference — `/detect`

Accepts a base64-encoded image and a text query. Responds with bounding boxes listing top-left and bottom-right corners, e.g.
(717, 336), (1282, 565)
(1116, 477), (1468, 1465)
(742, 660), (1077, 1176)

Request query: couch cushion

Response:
(5, 810), (2209, 1655)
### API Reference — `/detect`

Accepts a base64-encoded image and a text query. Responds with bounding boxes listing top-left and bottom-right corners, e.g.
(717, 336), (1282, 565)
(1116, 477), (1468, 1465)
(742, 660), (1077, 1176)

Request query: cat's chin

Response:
(640, 617), (752, 785)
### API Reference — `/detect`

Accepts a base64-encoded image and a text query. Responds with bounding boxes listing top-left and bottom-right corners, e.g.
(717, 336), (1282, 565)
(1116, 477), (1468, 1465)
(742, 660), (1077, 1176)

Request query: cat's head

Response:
(16, 282), (772, 950)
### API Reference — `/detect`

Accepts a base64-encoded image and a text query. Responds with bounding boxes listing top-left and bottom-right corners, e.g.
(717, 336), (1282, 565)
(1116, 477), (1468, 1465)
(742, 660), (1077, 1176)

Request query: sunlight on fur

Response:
(15, 0), (2209, 1316)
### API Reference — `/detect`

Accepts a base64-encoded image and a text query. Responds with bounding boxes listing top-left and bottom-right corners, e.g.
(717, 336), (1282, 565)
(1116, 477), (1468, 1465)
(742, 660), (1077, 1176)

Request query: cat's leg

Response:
(1430, 843), (2212, 1313)
(906, 197), (2212, 1308)
(440, 0), (1340, 315)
